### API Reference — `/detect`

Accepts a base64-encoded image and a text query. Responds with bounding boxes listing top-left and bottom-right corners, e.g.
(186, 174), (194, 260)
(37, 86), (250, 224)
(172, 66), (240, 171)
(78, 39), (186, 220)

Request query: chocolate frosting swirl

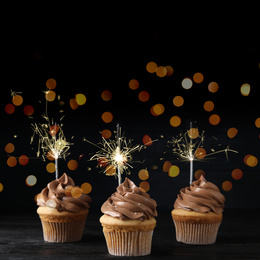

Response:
(174, 176), (225, 213)
(37, 173), (92, 213)
(101, 178), (158, 221)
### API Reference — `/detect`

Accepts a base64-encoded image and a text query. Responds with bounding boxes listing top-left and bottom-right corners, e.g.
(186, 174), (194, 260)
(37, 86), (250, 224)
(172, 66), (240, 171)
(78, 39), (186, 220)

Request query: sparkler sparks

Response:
(85, 124), (148, 185)
(30, 114), (72, 179)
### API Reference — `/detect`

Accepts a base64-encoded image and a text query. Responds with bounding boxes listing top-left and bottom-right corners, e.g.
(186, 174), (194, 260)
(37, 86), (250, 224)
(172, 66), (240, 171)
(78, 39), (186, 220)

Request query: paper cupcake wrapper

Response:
(103, 230), (154, 256)
(41, 220), (86, 243)
(173, 220), (221, 245)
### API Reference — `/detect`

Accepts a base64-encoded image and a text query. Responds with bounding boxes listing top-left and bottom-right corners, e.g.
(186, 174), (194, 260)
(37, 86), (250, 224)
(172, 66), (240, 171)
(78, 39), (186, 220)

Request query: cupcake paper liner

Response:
(40, 220), (86, 243)
(103, 230), (154, 256)
(173, 220), (221, 245)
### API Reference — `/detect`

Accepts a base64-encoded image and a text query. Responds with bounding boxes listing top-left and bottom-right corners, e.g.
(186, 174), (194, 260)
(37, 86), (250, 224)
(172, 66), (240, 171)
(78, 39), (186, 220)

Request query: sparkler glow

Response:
(85, 124), (150, 186)
(30, 114), (72, 179)
(169, 124), (238, 184)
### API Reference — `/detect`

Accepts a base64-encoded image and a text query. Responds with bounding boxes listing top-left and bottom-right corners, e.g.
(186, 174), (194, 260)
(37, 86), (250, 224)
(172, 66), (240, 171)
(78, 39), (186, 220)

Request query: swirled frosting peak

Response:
(37, 173), (92, 213)
(101, 178), (158, 221)
(174, 176), (225, 213)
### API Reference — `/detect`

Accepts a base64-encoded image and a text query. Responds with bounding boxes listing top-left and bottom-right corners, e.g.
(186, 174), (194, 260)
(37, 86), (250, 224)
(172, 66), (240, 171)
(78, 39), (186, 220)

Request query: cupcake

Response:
(171, 175), (225, 245)
(100, 177), (157, 256)
(36, 173), (92, 243)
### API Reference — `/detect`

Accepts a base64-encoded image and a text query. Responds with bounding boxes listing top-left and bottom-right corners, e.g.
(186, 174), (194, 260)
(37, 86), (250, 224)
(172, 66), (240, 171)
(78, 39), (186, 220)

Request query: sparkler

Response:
(85, 124), (149, 186)
(169, 124), (238, 184)
(30, 114), (72, 179)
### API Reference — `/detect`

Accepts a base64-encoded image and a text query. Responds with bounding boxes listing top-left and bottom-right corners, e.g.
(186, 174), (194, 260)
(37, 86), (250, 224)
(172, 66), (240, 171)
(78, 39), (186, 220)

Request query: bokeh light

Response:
(129, 79), (139, 90)
(222, 180), (232, 191)
(46, 199), (57, 208)
(47, 151), (55, 161)
(151, 104), (165, 116)
(46, 78), (57, 89)
(170, 116), (181, 127)
(244, 155), (258, 167)
(181, 78), (193, 90)
(45, 90), (56, 102)
(194, 169), (206, 180)
(46, 162), (56, 173)
(105, 165), (116, 176)
(168, 165), (180, 177)
(232, 169), (243, 180)
(26, 175), (37, 187)
(7, 156), (17, 167)
(142, 134), (153, 146)
(81, 182), (92, 194)
(65, 185), (73, 196)
(5, 143), (15, 153)
(209, 114), (221, 125)
(173, 96), (184, 107)
(163, 161), (172, 172)
(139, 181), (150, 192)
(70, 98), (79, 110)
(0, 183), (3, 192)
(67, 159), (78, 171)
(203, 101), (214, 112)
(138, 91), (150, 102)
(75, 93), (87, 105)
(101, 90), (112, 101)
(255, 118), (260, 128)
(195, 147), (207, 159)
(156, 66), (167, 77)
(227, 128), (238, 139)
(101, 129), (112, 139)
(23, 105), (34, 116)
(12, 95), (23, 106)
(146, 61), (157, 73)
(165, 65), (174, 76)
(193, 72), (204, 83)
(49, 124), (59, 136)
(98, 157), (108, 167)
(138, 169), (149, 180)
(208, 82), (219, 93)
(71, 187), (82, 198)
(19, 155), (29, 166)
(240, 83), (251, 96)
(188, 128), (199, 139)
(5, 104), (15, 114)
(101, 111), (113, 123)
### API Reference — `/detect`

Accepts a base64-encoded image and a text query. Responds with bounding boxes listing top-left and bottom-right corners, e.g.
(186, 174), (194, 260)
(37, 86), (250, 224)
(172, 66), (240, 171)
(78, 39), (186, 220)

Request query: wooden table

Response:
(0, 210), (259, 259)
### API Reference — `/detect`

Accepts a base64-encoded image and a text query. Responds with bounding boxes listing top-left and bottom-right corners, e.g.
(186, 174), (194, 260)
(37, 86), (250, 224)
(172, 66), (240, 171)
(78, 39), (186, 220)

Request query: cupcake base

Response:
(171, 209), (222, 245)
(100, 215), (156, 256)
(37, 207), (89, 243)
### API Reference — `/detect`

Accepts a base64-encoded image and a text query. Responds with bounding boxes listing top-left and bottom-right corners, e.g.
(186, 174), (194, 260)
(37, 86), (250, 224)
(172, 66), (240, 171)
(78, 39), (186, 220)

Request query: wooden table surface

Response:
(0, 209), (259, 259)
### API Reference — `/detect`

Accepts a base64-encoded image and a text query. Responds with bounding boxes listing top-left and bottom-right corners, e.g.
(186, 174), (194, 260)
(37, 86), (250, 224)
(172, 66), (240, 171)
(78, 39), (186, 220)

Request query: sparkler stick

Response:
(189, 122), (193, 184)
(116, 124), (122, 186)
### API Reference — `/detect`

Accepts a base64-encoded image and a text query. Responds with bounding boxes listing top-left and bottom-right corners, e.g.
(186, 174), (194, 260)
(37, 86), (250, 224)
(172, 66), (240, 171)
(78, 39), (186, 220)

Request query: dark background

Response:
(1, 10), (260, 213)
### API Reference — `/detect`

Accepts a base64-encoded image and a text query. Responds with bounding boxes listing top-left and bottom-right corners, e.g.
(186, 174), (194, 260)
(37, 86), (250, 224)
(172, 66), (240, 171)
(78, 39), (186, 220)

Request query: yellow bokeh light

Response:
(139, 181), (150, 192)
(19, 155), (29, 166)
(208, 82), (219, 93)
(168, 165), (180, 177)
(81, 182), (92, 194)
(146, 61), (157, 73)
(26, 175), (37, 187)
(5, 143), (15, 153)
(240, 83), (251, 96)
(12, 95), (23, 106)
(255, 118), (260, 128)
(46, 162), (56, 173)
(231, 169), (243, 180)
(101, 90), (112, 101)
(246, 155), (258, 167)
(23, 105), (34, 116)
(7, 156), (17, 167)
(153, 104), (165, 116)
(156, 66), (167, 77)
(101, 129), (112, 139)
(46, 78), (57, 89)
(195, 147), (207, 159)
(163, 161), (172, 172)
(194, 169), (205, 180)
(65, 185), (73, 196)
(138, 169), (149, 180)
(129, 79), (139, 90)
(5, 104), (15, 114)
(227, 128), (238, 139)
(75, 93), (87, 105)
(170, 116), (181, 127)
(188, 128), (199, 139)
(209, 114), (221, 125)
(193, 72), (204, 83)
(105, 165), (116, 176)
(173, 96), (184, 107)
(0, 183), (3, 192)
(70, 98), (79, 110)
(181, 78), (193, 90)
(67, 159), (78, 171)
(138, 91), (150, 102)
(71, 187), (82, 198)
(203, 101), (214, 112)
(222, 181), (232, 192)
(101, 111), (113, 123)
(45, 90), (56, 102)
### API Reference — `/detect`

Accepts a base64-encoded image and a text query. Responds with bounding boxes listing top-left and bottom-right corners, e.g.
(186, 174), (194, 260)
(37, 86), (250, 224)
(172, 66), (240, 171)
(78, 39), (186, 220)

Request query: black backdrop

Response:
(1, 10), (260, 213)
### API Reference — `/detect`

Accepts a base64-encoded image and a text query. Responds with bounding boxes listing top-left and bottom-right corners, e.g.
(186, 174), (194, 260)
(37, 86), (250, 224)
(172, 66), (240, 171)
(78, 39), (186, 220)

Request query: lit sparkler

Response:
(30, 114), (72, 179)
(85, 124), (149, 186)
(169, 124), (238, 184)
